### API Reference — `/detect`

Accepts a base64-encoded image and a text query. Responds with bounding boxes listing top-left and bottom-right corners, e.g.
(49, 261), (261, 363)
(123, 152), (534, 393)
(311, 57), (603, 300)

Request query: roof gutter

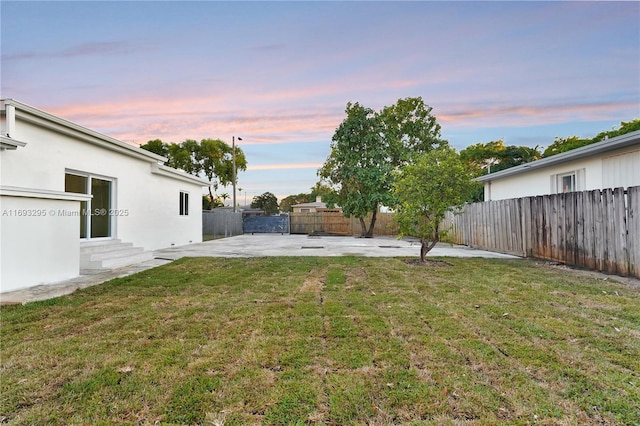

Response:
(476, 130), (640, 182)
(1, 98), (168, 163)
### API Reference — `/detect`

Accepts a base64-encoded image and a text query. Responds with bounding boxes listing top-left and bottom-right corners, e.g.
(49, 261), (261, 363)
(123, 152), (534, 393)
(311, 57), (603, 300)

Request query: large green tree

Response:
(394, 146), (475, 263)
(251, 192), (279, 215)
(140, 138), (246, 209)
(380, 96), (443, 164)
(319, 97), (444, 237)
(319, 102), (391, 237)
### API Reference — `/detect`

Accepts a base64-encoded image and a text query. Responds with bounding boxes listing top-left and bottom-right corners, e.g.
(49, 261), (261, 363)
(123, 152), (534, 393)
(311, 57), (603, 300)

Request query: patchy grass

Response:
(1, 257), (639, 425)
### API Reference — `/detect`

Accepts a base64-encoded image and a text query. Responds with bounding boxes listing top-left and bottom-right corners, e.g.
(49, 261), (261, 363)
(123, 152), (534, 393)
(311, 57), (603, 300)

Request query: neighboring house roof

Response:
(476, 130), (640, 182)
(1, 98), (209, 186)
(292, 201), (327, 209)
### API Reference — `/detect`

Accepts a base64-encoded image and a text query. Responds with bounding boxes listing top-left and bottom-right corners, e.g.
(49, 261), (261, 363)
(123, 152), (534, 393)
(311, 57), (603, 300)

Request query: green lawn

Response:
(1, 257), (639, 425)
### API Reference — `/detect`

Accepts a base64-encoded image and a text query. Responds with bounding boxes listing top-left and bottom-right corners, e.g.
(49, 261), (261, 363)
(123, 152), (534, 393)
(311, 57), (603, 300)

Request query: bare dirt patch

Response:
(403, 259), (453, 267)
(299, 269), (326, 293)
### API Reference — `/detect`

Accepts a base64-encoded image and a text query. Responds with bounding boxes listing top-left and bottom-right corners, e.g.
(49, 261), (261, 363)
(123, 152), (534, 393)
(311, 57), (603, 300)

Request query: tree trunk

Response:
(420, 236), (439, 263)
(358, 217), (367, 237)
(365, 208), (378, 238)
(207, 186), (215, 209)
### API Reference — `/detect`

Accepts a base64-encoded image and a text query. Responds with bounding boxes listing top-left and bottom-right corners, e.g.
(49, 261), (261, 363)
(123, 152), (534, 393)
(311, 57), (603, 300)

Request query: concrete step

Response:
(83, 246), (145, 262)
(80, 240), (154, 270)
(80, 239), (133, 253)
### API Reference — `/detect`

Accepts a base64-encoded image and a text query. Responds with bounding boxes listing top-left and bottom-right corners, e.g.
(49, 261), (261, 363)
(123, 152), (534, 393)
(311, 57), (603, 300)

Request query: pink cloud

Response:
(437, 100), (638, 129)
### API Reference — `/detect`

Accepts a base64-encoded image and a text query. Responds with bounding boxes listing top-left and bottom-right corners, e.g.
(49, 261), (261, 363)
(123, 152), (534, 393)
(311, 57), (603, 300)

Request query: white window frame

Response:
(65, 169), (117, 240)
(550, 168), (585, 194)
(559, 172), (576, 193)
(179, 191), (189, 216)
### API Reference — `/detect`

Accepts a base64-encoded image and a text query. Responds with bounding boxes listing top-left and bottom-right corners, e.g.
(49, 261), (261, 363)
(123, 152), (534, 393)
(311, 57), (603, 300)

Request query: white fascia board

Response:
(0, 185), (93, 201)
(1, 99), (168, 163)
(476, 130), (640, 182)
(0, 135), (27, 150)
(150, 163), (210, 186)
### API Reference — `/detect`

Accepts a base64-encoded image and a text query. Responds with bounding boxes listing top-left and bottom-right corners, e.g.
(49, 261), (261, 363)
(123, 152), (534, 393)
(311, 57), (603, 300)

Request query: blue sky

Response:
(2, 1), (639, 202)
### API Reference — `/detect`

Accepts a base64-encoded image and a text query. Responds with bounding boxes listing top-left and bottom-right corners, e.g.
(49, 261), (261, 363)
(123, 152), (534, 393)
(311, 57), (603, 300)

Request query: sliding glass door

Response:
(65, 172), (114, 239)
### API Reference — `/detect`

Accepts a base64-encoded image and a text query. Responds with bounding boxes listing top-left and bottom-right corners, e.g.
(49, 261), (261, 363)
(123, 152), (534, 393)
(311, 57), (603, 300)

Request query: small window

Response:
(560, 173), (575, 193)
(179, 191), (189, 216)
(551, 169), (585, 194)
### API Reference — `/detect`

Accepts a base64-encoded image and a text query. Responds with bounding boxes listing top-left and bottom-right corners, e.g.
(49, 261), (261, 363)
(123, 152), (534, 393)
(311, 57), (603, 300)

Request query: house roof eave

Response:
(150, 163), (210, 186)
(475, 130), (640, 183)
(1, 98), (168, 163)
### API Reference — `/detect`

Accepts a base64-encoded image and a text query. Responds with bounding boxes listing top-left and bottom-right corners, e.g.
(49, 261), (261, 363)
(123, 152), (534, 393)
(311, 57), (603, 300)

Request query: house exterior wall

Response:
(1, 114), (203, 251)
(0, 194), (84, 292)
(484, 145), (639, 201)
(0, 101), (205, 292)
(601, 147), (640, 189)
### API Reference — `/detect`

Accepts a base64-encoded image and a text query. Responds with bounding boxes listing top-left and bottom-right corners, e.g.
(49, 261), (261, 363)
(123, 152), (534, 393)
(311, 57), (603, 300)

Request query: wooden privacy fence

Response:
(290, 211), (399, 236)
(443, 186), (640, 278)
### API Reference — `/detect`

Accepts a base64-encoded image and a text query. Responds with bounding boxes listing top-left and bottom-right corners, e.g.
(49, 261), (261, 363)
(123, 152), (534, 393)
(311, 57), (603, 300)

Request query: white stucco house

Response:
(0, 99), (208, 293)
(291, 196), (328, 213)
(476, 130), (640, 201)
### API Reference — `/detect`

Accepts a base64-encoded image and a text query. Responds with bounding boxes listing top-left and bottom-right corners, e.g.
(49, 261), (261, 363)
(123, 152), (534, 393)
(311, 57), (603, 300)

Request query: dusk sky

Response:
(2, 1), (639, 203)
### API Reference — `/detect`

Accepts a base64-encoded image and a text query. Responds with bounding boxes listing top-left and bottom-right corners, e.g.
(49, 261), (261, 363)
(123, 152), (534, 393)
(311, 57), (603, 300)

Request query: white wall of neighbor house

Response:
(484, 146), (640, 201)
(1, 113), (203, 252)
(0, 195), (83, 293)
(601, 146), (640, 189)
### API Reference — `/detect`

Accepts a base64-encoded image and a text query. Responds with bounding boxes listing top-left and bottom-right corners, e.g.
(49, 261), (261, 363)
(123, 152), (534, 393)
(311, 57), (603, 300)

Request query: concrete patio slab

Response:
(154, 234), (519, 260)
(1, 234), (518, 304)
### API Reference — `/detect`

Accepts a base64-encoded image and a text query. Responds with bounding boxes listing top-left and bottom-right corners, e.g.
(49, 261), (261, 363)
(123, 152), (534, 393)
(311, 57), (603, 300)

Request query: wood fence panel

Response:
(290, 211), (398, 236)
(551, 194), (560, 261)
(582, 190), (595, 270)
(530, 196), (541, 258)
(565, 192), (576, 266)
(602, 189), (614, 273)
(628, 186), (640, 278)
(289, 212), (322, 234)
(505, 200), (513, 253)
(612, 187), (629, 276)
(515, 198), (524, 255)
(493, 201), (499, 250)
(441, 186), (639, 279)
(522, 197), (532, 257)
(592, 190), (605, 272)
(542, 195), (551, 260)
(575, 191), (586, 267)
(321, 211), (351, 235)
(556, 194), (563, 262)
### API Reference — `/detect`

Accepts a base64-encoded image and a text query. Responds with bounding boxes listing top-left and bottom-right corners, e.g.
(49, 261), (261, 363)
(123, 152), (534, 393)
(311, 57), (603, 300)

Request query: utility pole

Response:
(232, 136), (242, 212)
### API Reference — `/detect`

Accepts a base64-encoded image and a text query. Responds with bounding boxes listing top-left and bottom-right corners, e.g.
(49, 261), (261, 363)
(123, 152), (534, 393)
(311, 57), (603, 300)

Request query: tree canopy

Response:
(459, 139), (541, 177)
(394, 146), (475, 263)
(542, 119), (640, 158)
(319, 97), (445, 237)
(251, 192), (279, 216)
(140, 138), (247, 209)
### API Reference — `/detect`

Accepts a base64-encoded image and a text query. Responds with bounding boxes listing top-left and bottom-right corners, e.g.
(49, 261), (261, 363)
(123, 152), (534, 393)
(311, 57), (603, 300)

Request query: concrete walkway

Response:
(1, 234), (518, 304)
